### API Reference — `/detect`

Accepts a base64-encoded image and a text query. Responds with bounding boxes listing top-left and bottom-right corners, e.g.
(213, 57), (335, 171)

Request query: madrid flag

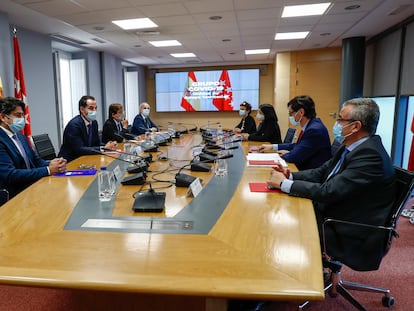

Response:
(213, 70), (233, 111)
(13, 34), (32, 143)
(181, 71), (200, 111)
(408, 115), (414, 171)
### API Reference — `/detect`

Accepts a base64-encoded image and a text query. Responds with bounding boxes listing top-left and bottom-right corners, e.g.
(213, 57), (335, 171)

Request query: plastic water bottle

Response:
(167, 122), (176, 138)
(98, 167), (113, 202)
(217, 123), (223, 143)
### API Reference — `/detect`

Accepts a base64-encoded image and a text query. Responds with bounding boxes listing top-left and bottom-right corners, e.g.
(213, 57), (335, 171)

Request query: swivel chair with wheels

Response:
(299, 166), (414, 311)
(0, 189), (9, 206)
(283, 127), (297, 143)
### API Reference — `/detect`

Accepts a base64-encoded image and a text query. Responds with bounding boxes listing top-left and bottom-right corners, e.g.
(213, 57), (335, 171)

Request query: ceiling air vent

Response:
(388, 5), (412, 16)
(49, 33), (88, 45)
(92, 38), (106, 44)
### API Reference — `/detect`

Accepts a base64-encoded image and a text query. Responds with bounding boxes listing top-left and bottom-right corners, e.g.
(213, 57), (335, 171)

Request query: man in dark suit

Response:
(102, 103), (131, 143)
(267, 98), (395, 263)
(58, 95), (117, 162)
(259, 95), (332, 170)
(131, 102), (158, 135)
(0, 97), (66, 198)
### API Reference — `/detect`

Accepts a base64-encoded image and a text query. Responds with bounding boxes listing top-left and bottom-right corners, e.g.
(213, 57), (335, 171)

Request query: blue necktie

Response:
(87, 124), (93, 146)
(327, 148), (349, 180)
(12, 134), (30, 169)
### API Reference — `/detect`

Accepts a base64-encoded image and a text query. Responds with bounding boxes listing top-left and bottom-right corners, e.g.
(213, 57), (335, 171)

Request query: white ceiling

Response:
(1, 0), (413, 68)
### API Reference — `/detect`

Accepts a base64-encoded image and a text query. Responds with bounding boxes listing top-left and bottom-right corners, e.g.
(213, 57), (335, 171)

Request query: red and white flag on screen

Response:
(408, 115), (414, 171)
(213, 70), (233, 111)
(13, 33), (32, 144)
(181, 71), (200, 111)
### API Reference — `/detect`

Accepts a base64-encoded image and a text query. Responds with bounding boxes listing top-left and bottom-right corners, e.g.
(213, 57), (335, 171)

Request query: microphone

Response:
(174, 158), (212, 187)
(91, 149), (147, 184)
(101, 148), (151, 174)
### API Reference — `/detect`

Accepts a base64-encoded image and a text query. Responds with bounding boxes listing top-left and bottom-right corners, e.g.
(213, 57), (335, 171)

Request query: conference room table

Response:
(0, 134), (324, 310)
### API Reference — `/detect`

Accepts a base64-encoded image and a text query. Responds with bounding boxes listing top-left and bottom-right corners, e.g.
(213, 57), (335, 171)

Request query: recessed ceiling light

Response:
(149, 40), (181, 47)
(93, 26), (104, 31)
(170, 53), (196, 58)
(275, 31), (309, 40)
(320, 32), (331, 36)
(245, 49), (270, 55)
(282, 2), (331, 17)
(112, 18), (158, 30)
(222, 38), (231, 42)
(345, 5), (361, 10)
(209, 16), (222, 21)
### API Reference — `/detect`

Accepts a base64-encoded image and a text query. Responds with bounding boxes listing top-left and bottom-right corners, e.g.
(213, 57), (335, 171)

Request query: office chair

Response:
(283, 127), (297, 143)
(0, 189), (9, 206)
(331, 139), (342, 156)
(32, 133), (56, 160)
(299, 166), (414, 311)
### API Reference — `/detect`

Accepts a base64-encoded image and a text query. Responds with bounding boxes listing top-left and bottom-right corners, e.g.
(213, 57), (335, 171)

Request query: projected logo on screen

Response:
(155, 69), (259, 112)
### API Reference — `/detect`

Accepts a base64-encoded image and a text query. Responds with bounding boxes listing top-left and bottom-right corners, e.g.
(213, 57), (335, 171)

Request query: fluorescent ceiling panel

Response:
(149, 40), (182, 47)
(275, 31), (309, 40)
(245, 49), (270, 55)
(170, 53), (196, 58)
(112, 18), (158, 30)
(282, 3), (331, 17)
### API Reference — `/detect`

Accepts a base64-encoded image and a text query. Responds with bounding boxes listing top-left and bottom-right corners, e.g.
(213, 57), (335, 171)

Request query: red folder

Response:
(249, 182), (281, 193)
(248, 160), (275, 165)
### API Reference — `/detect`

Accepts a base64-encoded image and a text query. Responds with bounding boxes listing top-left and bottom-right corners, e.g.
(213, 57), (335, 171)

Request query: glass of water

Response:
(214, 158), (228, 176)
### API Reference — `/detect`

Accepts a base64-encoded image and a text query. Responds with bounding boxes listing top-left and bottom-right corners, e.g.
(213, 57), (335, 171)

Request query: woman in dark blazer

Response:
(241, 103), (282, 144)
(234, 101), (256, 134)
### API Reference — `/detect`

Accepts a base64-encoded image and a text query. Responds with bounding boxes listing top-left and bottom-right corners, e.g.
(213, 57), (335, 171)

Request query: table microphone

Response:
(91, 149), (147, 185)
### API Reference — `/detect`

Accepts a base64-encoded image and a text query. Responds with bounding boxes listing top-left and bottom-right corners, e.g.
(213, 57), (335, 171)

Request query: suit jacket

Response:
(235, 115), (257, 134)
(290, 135), (395, 270)
(278, 118), (332, 170)
(131, 114), (158, 135)
(102, 118), (129, 143)
(0, 129), (49, 198)
(248, 120), (282, 144)
(58, 115), (101, 162)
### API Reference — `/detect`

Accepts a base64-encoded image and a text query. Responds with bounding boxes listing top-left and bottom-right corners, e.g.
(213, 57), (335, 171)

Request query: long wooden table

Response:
(0, 134), (324, 310)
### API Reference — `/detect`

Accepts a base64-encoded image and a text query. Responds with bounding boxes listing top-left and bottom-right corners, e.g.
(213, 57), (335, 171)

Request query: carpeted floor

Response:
(0, 215), (413, 311)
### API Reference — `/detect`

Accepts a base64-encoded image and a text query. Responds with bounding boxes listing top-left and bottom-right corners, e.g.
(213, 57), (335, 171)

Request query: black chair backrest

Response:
(331, 139), (342, 156)
(283, 128), (296, 143)
(388, 166), (414, 228)
(0, 189), (9, 207)
(32, 133), (56, 160)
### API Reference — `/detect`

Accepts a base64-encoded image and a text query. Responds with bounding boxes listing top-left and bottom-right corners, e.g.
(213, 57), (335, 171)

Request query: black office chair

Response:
(32, 133), (56, 160)
(283, 127), (297, 143)
(0, 189), (9, 207)
(299, 166), (414, 311)
(331, 139), (342, 156)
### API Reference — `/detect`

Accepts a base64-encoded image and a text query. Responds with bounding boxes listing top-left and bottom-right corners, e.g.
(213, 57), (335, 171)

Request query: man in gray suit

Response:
(267, 98), (395, 269)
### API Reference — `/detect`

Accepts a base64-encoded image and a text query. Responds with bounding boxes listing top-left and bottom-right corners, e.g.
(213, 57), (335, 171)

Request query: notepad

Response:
(54, 170), (97, 177)
(249, 182), (281, 193)
(246, 153), (287, 167)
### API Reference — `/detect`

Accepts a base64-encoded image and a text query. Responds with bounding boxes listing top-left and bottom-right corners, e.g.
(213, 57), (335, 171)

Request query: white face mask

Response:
(256, 112), (264, 121)
(142, 108), (150, 117)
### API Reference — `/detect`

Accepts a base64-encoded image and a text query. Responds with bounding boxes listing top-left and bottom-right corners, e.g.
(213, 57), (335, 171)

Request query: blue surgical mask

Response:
(87, 111), (97, 121)
(256, 112), (264, 121)
(289, 111), (301, 126)
(7, 116), (25, 133)
(239, 110), (246, 117)
(142, 108), (150, 117)
(332, 121), (353, 143)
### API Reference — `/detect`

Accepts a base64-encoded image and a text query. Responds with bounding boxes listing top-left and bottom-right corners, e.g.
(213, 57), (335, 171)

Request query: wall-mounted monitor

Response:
(155, 69), (260, 112)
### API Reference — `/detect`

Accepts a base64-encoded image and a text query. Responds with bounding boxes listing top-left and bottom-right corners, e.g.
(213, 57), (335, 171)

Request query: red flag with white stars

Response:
(408, 115), (414, 171)
(13, 34), (32, 145)
(181, 71), (201, 111)
(213, 70), (233, 111)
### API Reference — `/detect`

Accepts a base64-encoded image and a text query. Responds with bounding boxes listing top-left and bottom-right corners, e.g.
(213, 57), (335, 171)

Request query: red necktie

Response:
(297, 130), (303, 142)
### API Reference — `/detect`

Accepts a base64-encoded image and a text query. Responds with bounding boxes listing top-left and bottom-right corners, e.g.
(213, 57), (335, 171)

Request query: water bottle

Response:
(217, 123), (223, 144)
(206, 120), (211, 136)
(98, 167), (113, 202)
(167, 122), (176, 138)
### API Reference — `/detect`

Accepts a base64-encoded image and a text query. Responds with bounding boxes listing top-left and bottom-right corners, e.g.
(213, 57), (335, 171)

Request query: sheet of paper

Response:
(246, 153), (287, 167)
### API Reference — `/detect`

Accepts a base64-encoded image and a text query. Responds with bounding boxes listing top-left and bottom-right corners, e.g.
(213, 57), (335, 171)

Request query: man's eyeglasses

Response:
(337, 118), (356, 123)
(288, 110), (297, 116)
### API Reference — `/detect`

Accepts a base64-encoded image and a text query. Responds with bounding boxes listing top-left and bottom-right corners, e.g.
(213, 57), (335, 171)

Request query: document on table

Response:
(246, 153), (288, 168)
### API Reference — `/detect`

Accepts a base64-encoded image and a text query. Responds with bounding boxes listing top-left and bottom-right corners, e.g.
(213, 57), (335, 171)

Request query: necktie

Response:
(297, 130), (303, 141)
(118, 122), (122, 133)
(12, 134), (31, 169)
(327, 148), (349, 180)
(87, 124), (93, 146)
(145, 118), (150, 128)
